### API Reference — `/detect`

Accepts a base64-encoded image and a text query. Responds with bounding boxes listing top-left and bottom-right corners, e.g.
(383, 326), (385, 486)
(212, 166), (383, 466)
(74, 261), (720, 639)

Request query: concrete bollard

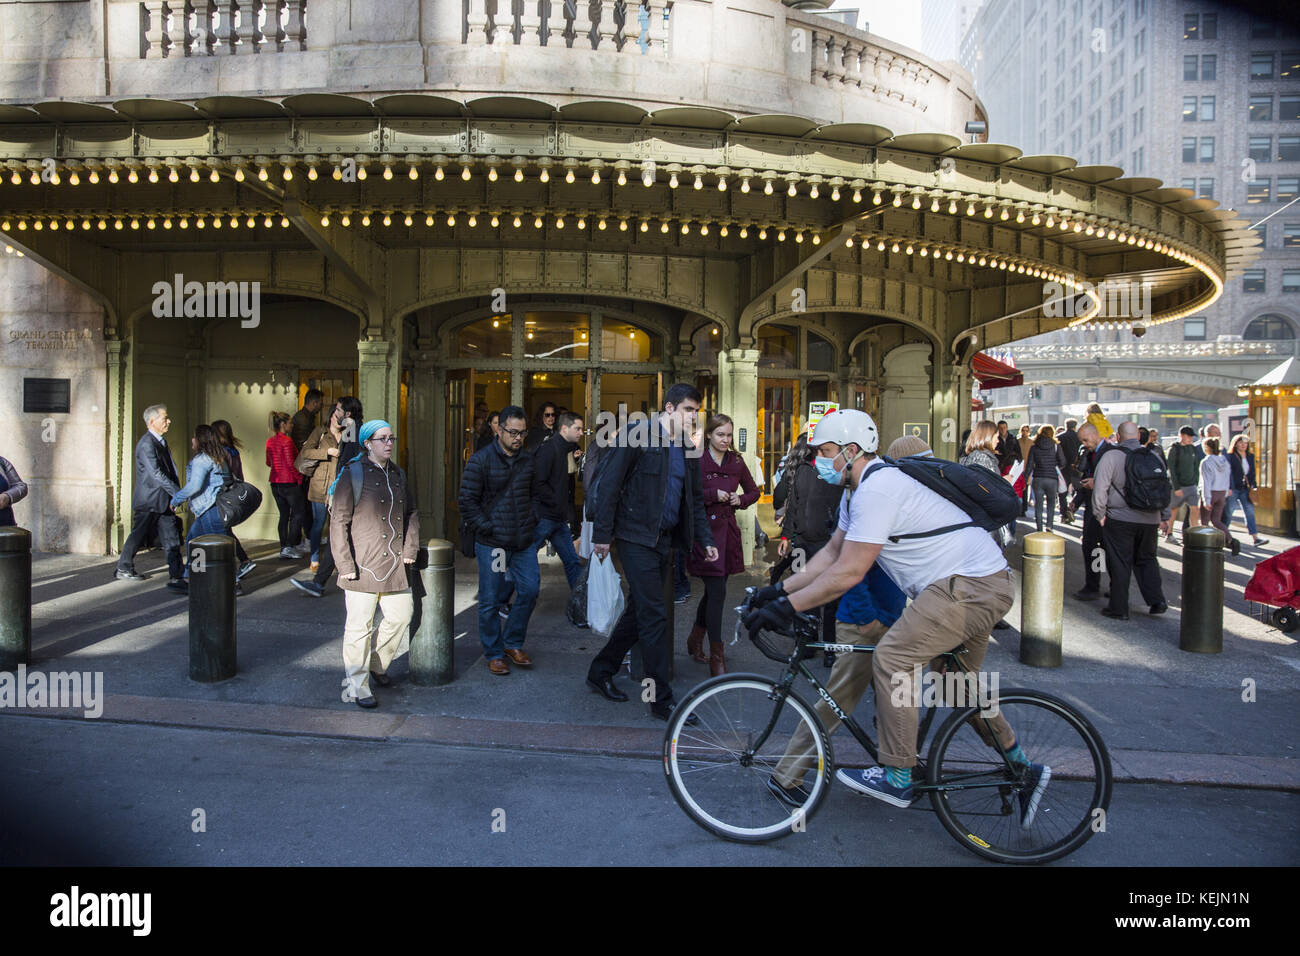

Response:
(1181, 526), (1224, 654)
(1020, 531), (1064, 667)
(189, 534), (237, 682)
(0, 526), (32, 670)
(410, 539), (455, 686)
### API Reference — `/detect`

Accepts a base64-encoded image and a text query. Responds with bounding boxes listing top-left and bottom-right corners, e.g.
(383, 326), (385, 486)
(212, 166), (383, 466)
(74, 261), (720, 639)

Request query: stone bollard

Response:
(410, 539), (455, 686)
(1181, 526), (1224, 653)
(0, 526), (32, 670)
(1019, 531), (1064, 667)
(188, 534), (237, 682)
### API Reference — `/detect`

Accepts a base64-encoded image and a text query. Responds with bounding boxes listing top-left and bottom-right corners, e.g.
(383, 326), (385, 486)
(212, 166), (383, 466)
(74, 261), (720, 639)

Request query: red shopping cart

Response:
(1243, 545), (1300, 632)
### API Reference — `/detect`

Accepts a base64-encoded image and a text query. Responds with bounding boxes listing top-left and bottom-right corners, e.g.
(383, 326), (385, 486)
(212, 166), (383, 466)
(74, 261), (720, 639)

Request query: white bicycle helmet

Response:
(811, 409), (879, 454)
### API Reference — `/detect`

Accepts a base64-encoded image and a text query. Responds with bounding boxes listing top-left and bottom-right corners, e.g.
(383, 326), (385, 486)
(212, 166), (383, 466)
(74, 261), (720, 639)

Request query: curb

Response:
(3, 692), (1298, 792)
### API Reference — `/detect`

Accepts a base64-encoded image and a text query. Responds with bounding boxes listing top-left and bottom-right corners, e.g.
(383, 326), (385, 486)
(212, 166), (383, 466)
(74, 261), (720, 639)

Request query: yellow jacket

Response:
(1087, 411), (1114, 439)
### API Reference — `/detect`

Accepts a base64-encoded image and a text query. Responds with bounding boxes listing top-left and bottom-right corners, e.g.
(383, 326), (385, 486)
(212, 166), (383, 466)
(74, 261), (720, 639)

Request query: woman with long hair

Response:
(1025, 424), (1066, 533)
(212, 419), (259, 576)
(962, 420), (1013, 630)
(170, 424), (233, 586)
(292, 396), (364, 597)
(1199, 437), (1239, 555)
(1223, 436), (1268, 548)
(267, 411), (309, 559)
(686, 413), (760, 675)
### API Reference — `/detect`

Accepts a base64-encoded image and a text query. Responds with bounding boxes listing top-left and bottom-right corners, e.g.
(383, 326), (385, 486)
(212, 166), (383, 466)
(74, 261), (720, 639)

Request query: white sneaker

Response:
(279, 546), (299, 560)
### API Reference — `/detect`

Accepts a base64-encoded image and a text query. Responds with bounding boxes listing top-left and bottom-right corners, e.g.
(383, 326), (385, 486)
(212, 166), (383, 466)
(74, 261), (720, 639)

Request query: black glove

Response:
(749, 581), (785, 610)
(742, 595), (796, 635)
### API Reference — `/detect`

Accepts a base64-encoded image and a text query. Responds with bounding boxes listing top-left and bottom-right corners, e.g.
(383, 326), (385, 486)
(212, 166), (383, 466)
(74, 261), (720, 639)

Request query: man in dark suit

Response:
(116, 404), (185, 588)
(1057, 419), (1083, 524)
(586, 383), (717, 721)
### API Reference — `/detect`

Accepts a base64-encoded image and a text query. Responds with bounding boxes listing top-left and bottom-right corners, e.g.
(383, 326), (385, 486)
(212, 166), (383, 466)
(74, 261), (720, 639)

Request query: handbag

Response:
(294, 428), (325, 477)
(215, 480), (263, 527)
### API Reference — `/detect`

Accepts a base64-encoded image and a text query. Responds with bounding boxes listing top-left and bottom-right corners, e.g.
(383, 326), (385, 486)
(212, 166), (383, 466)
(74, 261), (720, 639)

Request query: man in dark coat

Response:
(1057, 419), (1083, 524)
(586, 383), (716, 721)
(532, 411), (585, 588)
(458, 405), (542, 675)
(116, 403), (184, 585)
(291, 388), (323, 449)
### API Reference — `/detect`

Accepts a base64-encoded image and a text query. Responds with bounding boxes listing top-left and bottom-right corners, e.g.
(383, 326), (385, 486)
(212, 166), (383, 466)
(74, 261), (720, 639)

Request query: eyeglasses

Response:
(502, 427), (527, 438)
(543, 413), (556, 419)
(370, 435), (396, 443)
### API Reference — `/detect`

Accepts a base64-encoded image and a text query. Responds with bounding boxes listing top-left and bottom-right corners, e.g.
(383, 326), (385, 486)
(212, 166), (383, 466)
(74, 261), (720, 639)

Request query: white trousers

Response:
(341, 589), (414, 701)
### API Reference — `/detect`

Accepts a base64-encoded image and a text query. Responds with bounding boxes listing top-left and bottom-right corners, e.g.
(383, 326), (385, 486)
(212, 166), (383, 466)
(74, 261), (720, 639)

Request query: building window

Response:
(1282, 51), (1300, 80)
(1243, 270), (1267, 294)
(1134, 67), (1144, 95)
(1247, 179), (1271, 203)
(806, 333), (836, 372)
(1280, 136), (1300, 162)
(1284, 271), (1300, 294)
(1182, 136), (1197, 162)
(1279, 178), (1300, 202)
(1184, 54), (1198, 80)
(1202, 14), (1216, 40)
(1250, 94), (1273, 121)
(1133, 27), (1145, 57)
(1252, 20), (1275, 39)
(1180, 177), (1196, 192)
(1183, 13), (1198, 40)
(1283, 95), (1300, 121)
(1284, 223), (1300, 248)
(1251, 53), (1276, 79)
(1199, 96), (1215, 122)
(758, 324), (797, 369)
(1250, 135), (1273, 161)
(1202, 54), (1216, 81)
(1245, 314), (1294, 338)
(1133, 0), (1145, 17)
(1199, 178), (1214, 199)
(1252, 223), (1267, 246)
(1200, 137), (1215, 162)
(1183, 95), (1197, 121)
(1133, 107), (1144, 136)
(1184, 317), (1206, 340)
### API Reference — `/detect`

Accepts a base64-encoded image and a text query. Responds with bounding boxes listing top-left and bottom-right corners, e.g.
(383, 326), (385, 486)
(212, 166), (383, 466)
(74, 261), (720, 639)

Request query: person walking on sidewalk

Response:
(1057, 419), (1083, 525)
(1199, 438), (1240, 556)
(1166, 426), (1201, 544)
(586, 383), (717, 720)
(1092, 421), (1171, 619)
(962, 421), (1014, 629)
(291, 397), (363, 597)
(169, 424), (235, 593)
(685, 413), (760, 676)
(1016, 424), (1034, 515)
(995, 420), (1019, 476)
(291, 388), (323, 450)
(1071, 423), (1112, 602)
(329, 420), (419, 709)
(1025, 425), (1066, 533)
(530, 410), (585, 589)
(0, 454), (29, 527)
(116, 404), (184, 586)
(212, 420), (258, 579)
(458, 405), (542, 675)
(1223, 436), (1268, 548)
(266, 411), (308, 560)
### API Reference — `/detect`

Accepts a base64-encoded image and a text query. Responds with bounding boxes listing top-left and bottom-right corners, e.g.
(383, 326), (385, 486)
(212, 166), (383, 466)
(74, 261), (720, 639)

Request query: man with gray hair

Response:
(116, 404), (185, 588)
(1092, 420), (1171, 619)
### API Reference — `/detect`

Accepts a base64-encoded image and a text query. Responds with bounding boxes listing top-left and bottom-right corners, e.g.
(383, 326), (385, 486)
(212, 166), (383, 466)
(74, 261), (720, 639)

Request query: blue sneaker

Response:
(835, 766), (913, 808)
(1018, 763), (1051, 829)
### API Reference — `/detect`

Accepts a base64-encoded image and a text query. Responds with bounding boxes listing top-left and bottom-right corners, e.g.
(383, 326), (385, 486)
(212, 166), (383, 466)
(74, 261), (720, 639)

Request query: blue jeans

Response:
(1222, 488), (1258, 537)
(475, 541), (540, 660)
(184, 506), (227, 579)
(534, 517), (583, 588)
(308, 501), (328, 562)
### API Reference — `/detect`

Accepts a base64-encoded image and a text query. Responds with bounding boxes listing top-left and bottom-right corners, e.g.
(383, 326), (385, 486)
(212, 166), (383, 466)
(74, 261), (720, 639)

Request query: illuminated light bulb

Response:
(919, 246), (928, 257)
(382, 166), (393, 181)
(487, 166), (498, 182)
(28, 170), (39, 185)
(461, 165), (471, 181)
(361, 214), (371, 227)
(512, 215), (522, 228)
(257, 167), (268, 182)
(577, 217), (586, 229)
(304, 165), (317, 182)
(876, 239), (885, 251)
(566, 169), (576, 184)
(341, 214), (351, 227)
(33, 220), (43, 230)
(738, 226), (749, 238)
(70, 172), (81, 186)
(661, 221), (670, 233)
(467, 215), (476, 227)
(403, 214), (413, 227)
(640, 220), (649, 232)
(759, 228), (767, 240)
(852, 188), (862, 203)
(891, 193), (901, 207)
(163, 217), (172, 230)
(556, 216), (564, 229)
(409, 165), (420, 181)
(168, 168), (179, 183)
(114, 219), (123, 231)
(1085, 224), (1095, 235)
(1059, 219), (1070, 231)
(699, 223), (707, 236)
(183, 168), (196, 183)
(978, 256), (986, 266)
(741, 178), (752, 193)
(845, 236), (855, 248)
(619, 219), (628, 232)
(694, 174), (703, 190)
(131, 219), (140, 230)
(513, 168), (524, 183)
(280, 216), (289, 228)
(718, 177), (727, 192)
(9, 172), (19, 185)
(617, 170), (627, 186)
(492, 319), (500, 328)
(425, 214), (435, 227)
(669, 172), (679, 189)
(891, 242), (899, 253)
(597, 218), (607, 230)
(382, 214), (391, 227)
(1031, 213), (1041, 225)
(808, 183), (819, 199)
(195, 217), (205, 229)
(812, 234), (820, 245)
(794, 230), (803, 243)
(1045, 215), (1054, 228)
(831, 186), (840, 201)
(527, 331), (533, 339)
(777, 230), (786, 241)
(872, 190), (882, 204)
(447, 214), (456, 227)
(321, 214), (330, 227)
(944, 250), (953, 260)
(591, 169), (601, 185)
(719, 224), (728, 237)
(1001, 208), (1010, 221)
(681, 222), (690, 235)
(332, 164), (343, 181)
(50, 173), (61, 186)
(1073, 221), (1083, 232)
(911, 195), (921, 209)
(246, 215), (256, 228)
(966, 202), (976, 216)
(539, 168), (549, 183)
(149, 168), (160, 184)
(81, 219), (92, 230)
(905, 243), (913, 255)
(434, 166), (444, 181)
(764, 180), (773, 196)
(490, 215), (500, 228)
(984, 205), (993, 218)
(931, 197), (940, 212)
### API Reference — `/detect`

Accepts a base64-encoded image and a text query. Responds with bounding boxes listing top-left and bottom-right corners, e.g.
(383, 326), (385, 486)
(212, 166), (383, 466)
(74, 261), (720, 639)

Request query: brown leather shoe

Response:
(687, 625), (708, 663)
(488, 658), (510, 675)
(709, 641), (727, 677)
(504, 648), (533, 667)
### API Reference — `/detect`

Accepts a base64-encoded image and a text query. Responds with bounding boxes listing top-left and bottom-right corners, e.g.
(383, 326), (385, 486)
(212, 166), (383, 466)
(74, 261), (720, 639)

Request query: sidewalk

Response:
(7, 514), (1299, 790)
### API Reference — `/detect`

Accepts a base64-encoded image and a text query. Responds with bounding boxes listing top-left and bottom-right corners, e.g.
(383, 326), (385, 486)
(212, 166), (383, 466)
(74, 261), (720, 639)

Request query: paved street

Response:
(3, 717), (1296, 867)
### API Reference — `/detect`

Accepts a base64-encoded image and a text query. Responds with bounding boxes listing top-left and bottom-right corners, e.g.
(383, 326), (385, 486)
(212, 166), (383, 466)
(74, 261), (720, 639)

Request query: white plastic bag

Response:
(578, 519), (594, 559)
(1008, 459), (1025, 485)
(587, 553), (626, 637)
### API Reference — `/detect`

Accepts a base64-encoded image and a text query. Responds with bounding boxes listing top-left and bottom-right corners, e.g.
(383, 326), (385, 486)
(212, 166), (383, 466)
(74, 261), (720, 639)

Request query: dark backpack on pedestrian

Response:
(1120, 445), (1172, 512)
(859, 455), (1021, 542)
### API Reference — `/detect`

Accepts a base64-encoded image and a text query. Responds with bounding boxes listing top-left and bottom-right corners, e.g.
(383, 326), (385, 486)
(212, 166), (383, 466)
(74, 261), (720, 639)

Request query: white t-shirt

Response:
(837, 459), (1008, 599)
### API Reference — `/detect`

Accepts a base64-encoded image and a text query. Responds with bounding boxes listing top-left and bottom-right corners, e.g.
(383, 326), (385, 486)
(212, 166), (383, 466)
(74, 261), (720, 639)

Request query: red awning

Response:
(972, 351), (1024, 389)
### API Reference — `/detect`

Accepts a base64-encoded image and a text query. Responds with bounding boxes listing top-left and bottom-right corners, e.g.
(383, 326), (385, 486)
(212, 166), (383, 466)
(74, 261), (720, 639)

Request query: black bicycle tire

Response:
(926, 687), (1113, 864)
(663, 672), (835, 844)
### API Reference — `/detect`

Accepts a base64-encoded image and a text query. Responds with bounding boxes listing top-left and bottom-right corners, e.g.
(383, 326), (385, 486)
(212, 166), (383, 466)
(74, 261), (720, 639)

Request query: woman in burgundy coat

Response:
(687, 413), (761, 675)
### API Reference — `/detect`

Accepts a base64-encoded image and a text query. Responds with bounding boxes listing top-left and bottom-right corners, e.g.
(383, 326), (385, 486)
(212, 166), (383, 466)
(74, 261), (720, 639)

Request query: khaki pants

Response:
(341, 589), (414, 701)
(873, 569), (1016, 767)
(774, 619), (885, 789)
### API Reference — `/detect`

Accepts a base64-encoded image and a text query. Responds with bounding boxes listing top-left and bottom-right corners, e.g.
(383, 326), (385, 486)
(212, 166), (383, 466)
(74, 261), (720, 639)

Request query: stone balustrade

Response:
(1006, 341), (1300, 362)
(140, 0), (308, 57)
(463, 0), (669, 54)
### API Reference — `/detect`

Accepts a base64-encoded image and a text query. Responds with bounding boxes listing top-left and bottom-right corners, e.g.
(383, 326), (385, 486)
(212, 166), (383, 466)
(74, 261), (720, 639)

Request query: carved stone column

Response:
(719, 348), (760, 566)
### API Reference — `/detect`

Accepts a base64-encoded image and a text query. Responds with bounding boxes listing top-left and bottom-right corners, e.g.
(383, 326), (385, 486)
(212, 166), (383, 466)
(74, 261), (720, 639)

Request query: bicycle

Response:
(662, 589), (1113, 864)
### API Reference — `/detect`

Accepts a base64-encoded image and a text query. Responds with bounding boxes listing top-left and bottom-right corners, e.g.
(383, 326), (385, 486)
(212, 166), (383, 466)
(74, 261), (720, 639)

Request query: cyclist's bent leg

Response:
(871, 569), (1015, 769)
(773, 619), (883, 789)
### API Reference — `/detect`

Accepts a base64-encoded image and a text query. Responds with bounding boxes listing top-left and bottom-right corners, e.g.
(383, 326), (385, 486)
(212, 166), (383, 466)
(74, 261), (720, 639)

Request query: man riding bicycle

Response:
(743, 410), (1050, 822)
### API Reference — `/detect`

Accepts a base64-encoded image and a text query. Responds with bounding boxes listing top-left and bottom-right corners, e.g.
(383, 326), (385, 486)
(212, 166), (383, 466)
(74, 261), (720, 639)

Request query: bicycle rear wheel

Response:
(664, 674), (833, 843)
(926, 689), (1112, 864)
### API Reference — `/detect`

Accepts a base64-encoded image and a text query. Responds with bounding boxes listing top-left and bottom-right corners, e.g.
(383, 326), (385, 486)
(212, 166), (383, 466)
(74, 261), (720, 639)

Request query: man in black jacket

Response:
(995, 420), (1019, 475)
(532, 411), (585, 588)
(586, 384), (717, 721)
(1057, 419), (1083, 524)
(116, 404), (184, 587)
(458, 405), (541, 675)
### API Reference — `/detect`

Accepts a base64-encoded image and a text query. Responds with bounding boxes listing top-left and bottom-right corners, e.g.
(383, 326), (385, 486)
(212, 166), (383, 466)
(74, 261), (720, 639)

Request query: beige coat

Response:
(301, 425), (341, 503)
(329, 458), (420, 593)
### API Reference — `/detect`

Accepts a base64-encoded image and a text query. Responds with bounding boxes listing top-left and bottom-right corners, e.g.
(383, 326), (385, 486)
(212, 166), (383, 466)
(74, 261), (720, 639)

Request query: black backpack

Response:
(1120, 446), (1172, 512)
(859, 455), (1021, 542)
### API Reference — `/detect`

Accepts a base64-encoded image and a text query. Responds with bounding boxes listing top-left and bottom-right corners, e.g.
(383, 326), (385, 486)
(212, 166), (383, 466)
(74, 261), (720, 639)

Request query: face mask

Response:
(814, 456), (842, 485)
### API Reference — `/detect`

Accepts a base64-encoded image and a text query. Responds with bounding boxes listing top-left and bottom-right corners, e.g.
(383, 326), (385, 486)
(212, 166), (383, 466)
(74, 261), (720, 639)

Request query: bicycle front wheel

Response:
(926, 689), (1112, 864)
(664, 674), (833, 843)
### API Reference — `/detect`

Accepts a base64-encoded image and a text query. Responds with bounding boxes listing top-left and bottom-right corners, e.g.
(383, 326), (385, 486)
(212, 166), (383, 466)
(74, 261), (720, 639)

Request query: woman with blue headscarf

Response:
(329, 419), (420, 708)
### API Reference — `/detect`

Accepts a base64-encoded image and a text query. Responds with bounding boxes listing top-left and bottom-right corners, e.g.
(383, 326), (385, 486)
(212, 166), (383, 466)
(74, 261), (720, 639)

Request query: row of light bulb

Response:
(846, 232), (1086, 288)
(0, 214), (289, 232)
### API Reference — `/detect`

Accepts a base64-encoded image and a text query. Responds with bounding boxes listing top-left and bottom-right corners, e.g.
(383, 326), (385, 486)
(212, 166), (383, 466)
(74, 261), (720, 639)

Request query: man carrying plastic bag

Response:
(584, 384), (717, 722)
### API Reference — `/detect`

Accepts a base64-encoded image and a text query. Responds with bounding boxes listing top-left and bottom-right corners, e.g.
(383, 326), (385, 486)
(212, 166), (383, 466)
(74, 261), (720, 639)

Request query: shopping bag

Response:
(1056, 467), (1068, 494)
(566, 562), (591, 628)
(1007, 459), (1025, 485)
(587, 553), (626, 637)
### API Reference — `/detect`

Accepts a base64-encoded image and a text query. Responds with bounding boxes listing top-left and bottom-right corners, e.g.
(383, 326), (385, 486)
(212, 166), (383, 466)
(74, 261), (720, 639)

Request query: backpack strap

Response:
(855, 458), (980, 543)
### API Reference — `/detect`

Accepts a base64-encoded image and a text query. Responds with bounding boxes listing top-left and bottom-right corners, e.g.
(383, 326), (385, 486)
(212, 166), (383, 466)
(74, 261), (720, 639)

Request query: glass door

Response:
(760, 378), (799, 497)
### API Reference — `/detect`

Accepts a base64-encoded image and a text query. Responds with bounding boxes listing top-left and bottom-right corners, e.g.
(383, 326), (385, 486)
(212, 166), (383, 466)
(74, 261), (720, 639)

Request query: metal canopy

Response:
(948, 143), (1023, 164)
(374, 94), (467, 117)
(808, 123), (893, 146)
(194, 96), (289, 118)
(728, 114), (820, 137)
(282, 93), (375, 117)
